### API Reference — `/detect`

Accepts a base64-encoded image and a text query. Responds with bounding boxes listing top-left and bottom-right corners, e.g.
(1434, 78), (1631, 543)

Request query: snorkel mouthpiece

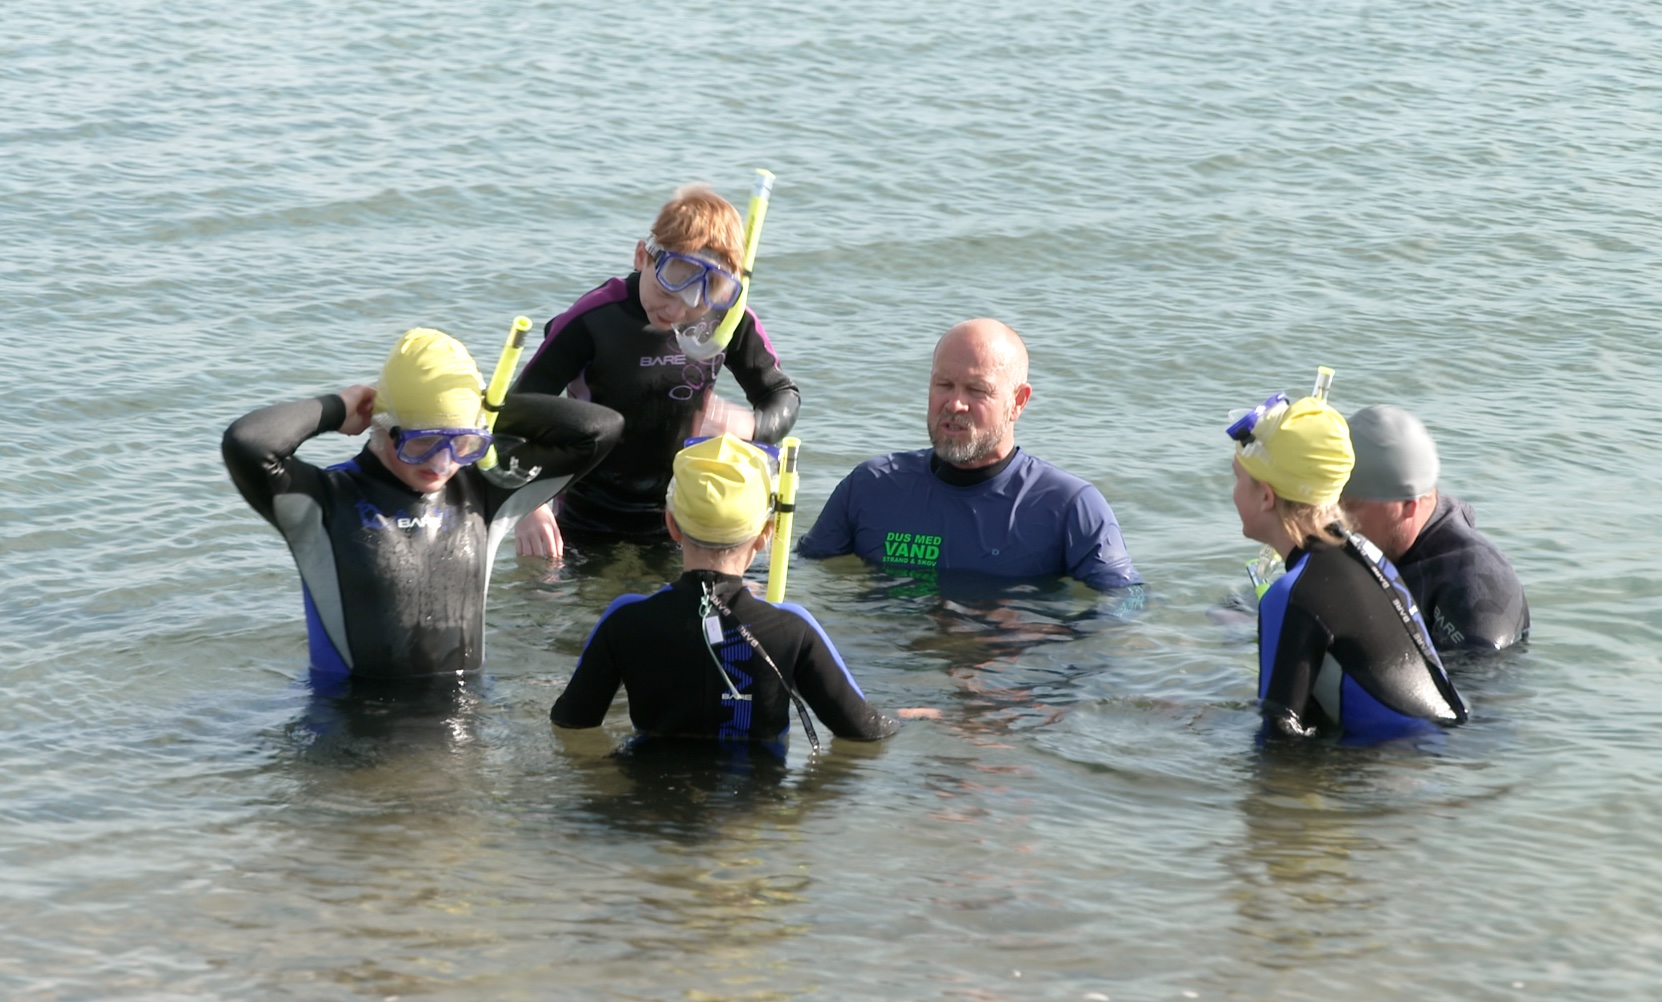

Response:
(1311, 365), (1335, 402)
(674, 318), (726, 361)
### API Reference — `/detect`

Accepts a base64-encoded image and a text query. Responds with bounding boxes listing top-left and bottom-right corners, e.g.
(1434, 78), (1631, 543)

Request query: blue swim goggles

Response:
(1226, 393), (1290, 444)
(392, 427), (494, 465)
(647, 241), (743, 311)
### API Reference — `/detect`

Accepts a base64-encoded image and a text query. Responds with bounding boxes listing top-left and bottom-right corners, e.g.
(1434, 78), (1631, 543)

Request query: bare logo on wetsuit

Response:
(355, 500), (453, 532)
(637, 350), (725, 402)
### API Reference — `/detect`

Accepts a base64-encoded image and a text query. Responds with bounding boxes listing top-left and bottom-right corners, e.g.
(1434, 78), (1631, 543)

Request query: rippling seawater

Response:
(4, 1), (1660, 999)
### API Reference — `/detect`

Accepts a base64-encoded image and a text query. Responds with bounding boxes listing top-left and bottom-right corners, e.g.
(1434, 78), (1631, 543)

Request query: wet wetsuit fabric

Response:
(796, 447), (1142, 590)
(1257, 533), (1468, 741)
(1395, 493), (1530, 652)
(514, 274), (800, 537)
(551, 570), (898, 742)
(223, 392), (621, 682)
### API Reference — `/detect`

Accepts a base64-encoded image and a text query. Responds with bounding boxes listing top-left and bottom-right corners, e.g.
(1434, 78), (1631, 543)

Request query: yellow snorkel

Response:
(676, 168), (776, 361)
(764, 436), (800, 603)
(477, 315), (533, 473)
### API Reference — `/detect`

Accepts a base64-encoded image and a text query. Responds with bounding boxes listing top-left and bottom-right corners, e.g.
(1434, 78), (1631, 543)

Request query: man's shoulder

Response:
(1007, 449), (1097, 492)
(842, 447), (934, 483)
(1411, 494), (1512, 564)
(1402, 494), (1525, 604)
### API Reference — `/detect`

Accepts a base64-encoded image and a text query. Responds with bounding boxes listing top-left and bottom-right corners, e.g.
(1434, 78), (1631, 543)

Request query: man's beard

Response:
(929, 412), (1007, 466)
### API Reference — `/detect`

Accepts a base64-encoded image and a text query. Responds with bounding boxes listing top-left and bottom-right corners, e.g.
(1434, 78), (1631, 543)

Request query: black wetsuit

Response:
(1258, 531), (1468, 741)
(1396, 494), (1529, 652)
(223, 392), (621, 682)
(514, 274), (800, 537)
(551, 570), (898, 743)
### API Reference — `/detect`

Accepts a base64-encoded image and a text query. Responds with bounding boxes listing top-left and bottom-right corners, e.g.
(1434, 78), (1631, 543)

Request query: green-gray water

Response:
(5, 2), (1660, 999)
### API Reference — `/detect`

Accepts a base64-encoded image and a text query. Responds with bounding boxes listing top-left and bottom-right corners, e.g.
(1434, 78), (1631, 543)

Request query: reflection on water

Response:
(553, 733), (868, 845)
(1225, 738), (1482, 975)
(536, 732), (882, 998)
(845, 568), (1150, 749)
(285, 674), (487, 767)
(1227, 750), (1400, 985)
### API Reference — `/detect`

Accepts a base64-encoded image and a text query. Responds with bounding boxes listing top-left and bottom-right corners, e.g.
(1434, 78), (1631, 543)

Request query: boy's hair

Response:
(650, 183), (744, 273)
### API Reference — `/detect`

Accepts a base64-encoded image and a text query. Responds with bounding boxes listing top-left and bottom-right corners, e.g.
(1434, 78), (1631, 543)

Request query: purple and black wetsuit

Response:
(514, 273), (800, 538)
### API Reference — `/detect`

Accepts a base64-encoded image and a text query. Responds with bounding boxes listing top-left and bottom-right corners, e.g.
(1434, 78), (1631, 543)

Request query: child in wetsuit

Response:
(223, 328), (621, 683)
(511, 183), (800, 558)
(551, 435), (902, 747)
(1225, 388), (1467, 741)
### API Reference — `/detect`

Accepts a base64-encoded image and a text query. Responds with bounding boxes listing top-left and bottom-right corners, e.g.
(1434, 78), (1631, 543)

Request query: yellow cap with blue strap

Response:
(1232, 395), (1354, 506)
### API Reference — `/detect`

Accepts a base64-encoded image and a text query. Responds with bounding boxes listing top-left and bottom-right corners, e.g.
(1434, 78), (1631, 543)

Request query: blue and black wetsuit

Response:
(514, 274), (800, 537)
(1396, 494), (1530, 652)
(1258, 530), (1468, 741)
(551, 570), (898, 743)
(222, 392), (621, 682)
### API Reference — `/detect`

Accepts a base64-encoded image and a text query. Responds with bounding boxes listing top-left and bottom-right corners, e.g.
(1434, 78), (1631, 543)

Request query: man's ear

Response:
(633, 240), (652, 272)
(1010, 381), (1033, 420)
(664, 510), (683, 542)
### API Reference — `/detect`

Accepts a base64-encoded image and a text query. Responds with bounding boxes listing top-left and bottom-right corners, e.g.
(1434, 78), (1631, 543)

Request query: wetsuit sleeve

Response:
(1433, 575), (1531, 652)
(221, 395), (344, 525)
(493, 391), (623, 490)
(550, 611), (628, 728)
(795, 473), (857, 559)
(779, 603), (899, 740)
(513, 311), (597, 397)
(1063, 484), (1144, 590)
(723, 310), (800, 444)
(1258, 584), (1330, 738)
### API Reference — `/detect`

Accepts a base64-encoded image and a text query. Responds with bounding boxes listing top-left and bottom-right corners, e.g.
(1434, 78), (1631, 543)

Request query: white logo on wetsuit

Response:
(355, 500), (452, 532)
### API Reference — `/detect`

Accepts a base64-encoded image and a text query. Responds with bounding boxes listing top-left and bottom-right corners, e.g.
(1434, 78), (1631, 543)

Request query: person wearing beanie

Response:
(551, 434), (912, 747)
(222, 327), (623, 684)
(1227, 386), (1467, 741)
(1342, 405), (1529, 652)
(797, 318), (1141, 593)
(510, 183), (801, 559)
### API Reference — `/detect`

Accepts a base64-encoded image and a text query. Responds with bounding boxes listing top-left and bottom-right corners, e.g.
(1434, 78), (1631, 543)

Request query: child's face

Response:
(372, 428), (466, 494)
(1232, 458), (1274, 544)
(634, 240), (726, 332)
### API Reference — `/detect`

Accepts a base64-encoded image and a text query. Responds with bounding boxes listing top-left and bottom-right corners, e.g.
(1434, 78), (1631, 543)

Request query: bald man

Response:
(798, 319), (1142, 591)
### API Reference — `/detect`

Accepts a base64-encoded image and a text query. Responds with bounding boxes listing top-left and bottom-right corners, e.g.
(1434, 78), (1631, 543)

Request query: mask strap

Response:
(707, 588), (822, 755)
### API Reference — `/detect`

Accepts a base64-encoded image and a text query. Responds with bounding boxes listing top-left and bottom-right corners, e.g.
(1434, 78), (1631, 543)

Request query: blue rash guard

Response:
(222, 392), (622, 683)
(796, 447), (1142, 591)
(551, 570), (898, 743)
(513, 273), (800, 537)
(1257, 531), (1468, 741)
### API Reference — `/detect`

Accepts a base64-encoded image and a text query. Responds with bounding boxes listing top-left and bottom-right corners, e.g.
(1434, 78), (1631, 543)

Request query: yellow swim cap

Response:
(373, 328), (485, 430)
(1235, 396), (1354, 506)
(667, 434), (775, 546)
